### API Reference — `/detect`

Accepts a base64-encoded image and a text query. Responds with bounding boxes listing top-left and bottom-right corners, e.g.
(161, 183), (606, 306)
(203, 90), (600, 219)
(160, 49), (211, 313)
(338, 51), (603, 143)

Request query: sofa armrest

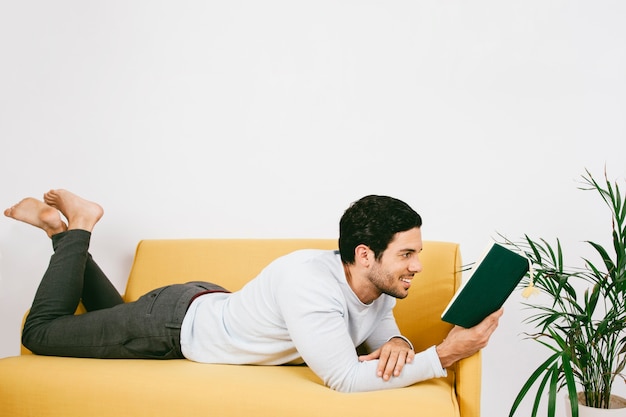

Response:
(456, 351), (482, 417)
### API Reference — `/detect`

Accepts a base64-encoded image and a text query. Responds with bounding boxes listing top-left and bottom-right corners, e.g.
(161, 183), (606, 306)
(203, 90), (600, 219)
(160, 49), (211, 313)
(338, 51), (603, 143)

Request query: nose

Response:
(409, 257), (423, 274)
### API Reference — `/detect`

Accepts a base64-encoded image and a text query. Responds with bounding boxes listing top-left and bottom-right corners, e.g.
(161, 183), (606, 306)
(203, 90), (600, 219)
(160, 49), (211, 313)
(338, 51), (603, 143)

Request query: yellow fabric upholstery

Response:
(0, 239), (480, 417)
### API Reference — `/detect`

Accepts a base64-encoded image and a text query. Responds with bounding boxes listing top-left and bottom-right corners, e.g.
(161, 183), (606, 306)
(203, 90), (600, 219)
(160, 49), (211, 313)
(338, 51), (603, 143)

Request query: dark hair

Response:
(338, 195), (422, 264)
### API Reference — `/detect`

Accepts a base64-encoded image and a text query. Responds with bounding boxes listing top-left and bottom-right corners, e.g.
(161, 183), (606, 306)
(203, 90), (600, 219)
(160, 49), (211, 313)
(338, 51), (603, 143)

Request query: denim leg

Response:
(23, 229), (93, 341)
(23, 282), (214, 359)
(22, 230), (224, 359)
(81, 254), (124, 311)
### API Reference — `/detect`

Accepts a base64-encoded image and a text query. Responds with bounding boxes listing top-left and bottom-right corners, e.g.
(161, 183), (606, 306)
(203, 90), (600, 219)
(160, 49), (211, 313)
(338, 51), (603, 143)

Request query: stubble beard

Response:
(368, 265), (409, 300)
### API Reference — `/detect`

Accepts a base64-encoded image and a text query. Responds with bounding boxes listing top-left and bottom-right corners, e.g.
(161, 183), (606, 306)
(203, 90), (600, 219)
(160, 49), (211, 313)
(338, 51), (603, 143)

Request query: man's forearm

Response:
(435, 342), (460, 369)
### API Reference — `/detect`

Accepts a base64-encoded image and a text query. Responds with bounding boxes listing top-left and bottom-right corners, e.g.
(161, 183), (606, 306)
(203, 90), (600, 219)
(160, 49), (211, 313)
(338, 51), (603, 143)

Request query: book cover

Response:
(441, 242), (529, 328)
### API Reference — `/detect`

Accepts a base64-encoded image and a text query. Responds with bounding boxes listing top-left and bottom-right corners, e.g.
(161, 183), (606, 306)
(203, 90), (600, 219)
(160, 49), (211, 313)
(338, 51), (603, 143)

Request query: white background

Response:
(1, 1), (625, 415)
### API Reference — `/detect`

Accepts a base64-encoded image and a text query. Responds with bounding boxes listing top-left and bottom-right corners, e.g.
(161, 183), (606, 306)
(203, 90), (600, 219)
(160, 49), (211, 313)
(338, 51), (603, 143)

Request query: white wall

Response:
(1, 1), (625, 415)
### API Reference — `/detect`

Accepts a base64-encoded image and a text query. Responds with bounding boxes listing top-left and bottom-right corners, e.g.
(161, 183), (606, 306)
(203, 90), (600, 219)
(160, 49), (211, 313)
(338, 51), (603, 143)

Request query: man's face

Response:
(367, 227), (423, 299)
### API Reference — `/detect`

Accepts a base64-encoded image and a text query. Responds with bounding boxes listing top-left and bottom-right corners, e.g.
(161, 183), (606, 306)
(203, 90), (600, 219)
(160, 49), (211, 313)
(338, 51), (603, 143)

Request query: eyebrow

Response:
(399, 248), (422, 254)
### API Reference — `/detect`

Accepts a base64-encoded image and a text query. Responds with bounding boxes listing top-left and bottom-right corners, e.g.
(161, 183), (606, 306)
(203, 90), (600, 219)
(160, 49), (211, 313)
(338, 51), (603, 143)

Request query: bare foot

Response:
(43, 189), (104, 232)
(4, 198), (67, 238)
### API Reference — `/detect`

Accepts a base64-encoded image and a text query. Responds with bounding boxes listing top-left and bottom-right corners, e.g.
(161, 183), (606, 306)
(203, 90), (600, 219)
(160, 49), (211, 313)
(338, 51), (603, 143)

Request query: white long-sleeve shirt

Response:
(180, 249), (446, 392)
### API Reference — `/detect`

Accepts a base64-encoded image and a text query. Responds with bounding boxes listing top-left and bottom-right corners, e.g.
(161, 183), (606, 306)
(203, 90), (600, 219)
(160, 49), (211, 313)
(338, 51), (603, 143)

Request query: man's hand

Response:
(436, 308), (503, 368)
(358, 337), (415, 381)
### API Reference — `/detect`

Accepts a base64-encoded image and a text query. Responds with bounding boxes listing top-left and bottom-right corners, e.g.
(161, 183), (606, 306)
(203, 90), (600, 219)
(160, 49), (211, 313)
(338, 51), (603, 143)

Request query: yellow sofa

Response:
(0, 239), (480, 417)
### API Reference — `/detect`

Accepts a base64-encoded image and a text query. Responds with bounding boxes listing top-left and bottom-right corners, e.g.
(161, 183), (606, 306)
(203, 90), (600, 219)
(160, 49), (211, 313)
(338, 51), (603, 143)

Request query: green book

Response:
(441, 242), (529, 328)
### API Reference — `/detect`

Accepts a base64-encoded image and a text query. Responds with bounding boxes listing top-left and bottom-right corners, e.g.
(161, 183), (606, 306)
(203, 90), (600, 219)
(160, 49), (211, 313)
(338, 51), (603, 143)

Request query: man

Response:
(4, 190), (501, 393)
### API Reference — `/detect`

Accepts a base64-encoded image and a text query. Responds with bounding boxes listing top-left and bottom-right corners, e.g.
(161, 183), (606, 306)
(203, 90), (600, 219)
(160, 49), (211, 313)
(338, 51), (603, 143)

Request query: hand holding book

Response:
(436, 308), (504, 368)
(441, 242), (529, 328)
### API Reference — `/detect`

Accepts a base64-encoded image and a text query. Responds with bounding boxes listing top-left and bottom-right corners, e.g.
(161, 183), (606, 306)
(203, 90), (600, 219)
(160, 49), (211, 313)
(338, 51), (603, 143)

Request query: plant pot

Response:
(565, 392), (626, 416)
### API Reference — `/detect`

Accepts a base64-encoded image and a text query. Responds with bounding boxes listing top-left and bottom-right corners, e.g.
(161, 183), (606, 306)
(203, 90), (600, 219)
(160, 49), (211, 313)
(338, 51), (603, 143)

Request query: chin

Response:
(387, 290), (409, 299)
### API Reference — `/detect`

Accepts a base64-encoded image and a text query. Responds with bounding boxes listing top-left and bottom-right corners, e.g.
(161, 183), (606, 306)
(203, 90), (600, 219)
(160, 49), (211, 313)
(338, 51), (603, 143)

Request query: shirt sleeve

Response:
(361, 306), (410, 351)
(275, 269), (447, 393)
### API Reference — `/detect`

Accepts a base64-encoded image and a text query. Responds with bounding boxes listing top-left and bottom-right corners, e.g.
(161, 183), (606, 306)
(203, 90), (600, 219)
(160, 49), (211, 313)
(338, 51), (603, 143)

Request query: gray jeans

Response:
(22, 230), (228, 359)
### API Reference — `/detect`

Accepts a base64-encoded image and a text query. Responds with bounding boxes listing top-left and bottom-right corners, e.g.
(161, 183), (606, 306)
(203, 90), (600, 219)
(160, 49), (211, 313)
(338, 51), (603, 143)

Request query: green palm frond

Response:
(504, 169), (626, 416)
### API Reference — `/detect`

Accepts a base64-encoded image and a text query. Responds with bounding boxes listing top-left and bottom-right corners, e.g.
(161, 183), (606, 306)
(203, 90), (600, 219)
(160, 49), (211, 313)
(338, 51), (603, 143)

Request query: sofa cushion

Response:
(0, 355), (460, 417)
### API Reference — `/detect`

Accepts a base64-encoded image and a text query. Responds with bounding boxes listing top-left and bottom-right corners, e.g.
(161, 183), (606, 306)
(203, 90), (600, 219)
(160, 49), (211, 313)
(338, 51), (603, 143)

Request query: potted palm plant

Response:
(503, 169), (626, 417)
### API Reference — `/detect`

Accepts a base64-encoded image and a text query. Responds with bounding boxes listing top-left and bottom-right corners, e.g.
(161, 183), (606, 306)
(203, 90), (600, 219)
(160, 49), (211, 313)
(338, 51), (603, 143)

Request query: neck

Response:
(343, 262), (379, 304)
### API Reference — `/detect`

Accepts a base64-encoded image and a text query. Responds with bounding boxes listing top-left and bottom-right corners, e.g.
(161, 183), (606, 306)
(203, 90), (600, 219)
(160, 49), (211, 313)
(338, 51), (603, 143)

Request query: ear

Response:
(354, 244), (373, 268)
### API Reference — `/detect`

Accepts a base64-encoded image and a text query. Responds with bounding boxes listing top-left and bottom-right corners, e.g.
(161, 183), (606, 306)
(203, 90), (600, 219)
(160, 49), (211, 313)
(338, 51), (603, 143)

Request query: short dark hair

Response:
(338, 195), (422, 264)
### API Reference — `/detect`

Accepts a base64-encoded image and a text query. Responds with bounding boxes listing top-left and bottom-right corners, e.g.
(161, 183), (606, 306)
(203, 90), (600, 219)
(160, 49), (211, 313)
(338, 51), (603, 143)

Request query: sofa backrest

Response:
(124, 239), (460, 352)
